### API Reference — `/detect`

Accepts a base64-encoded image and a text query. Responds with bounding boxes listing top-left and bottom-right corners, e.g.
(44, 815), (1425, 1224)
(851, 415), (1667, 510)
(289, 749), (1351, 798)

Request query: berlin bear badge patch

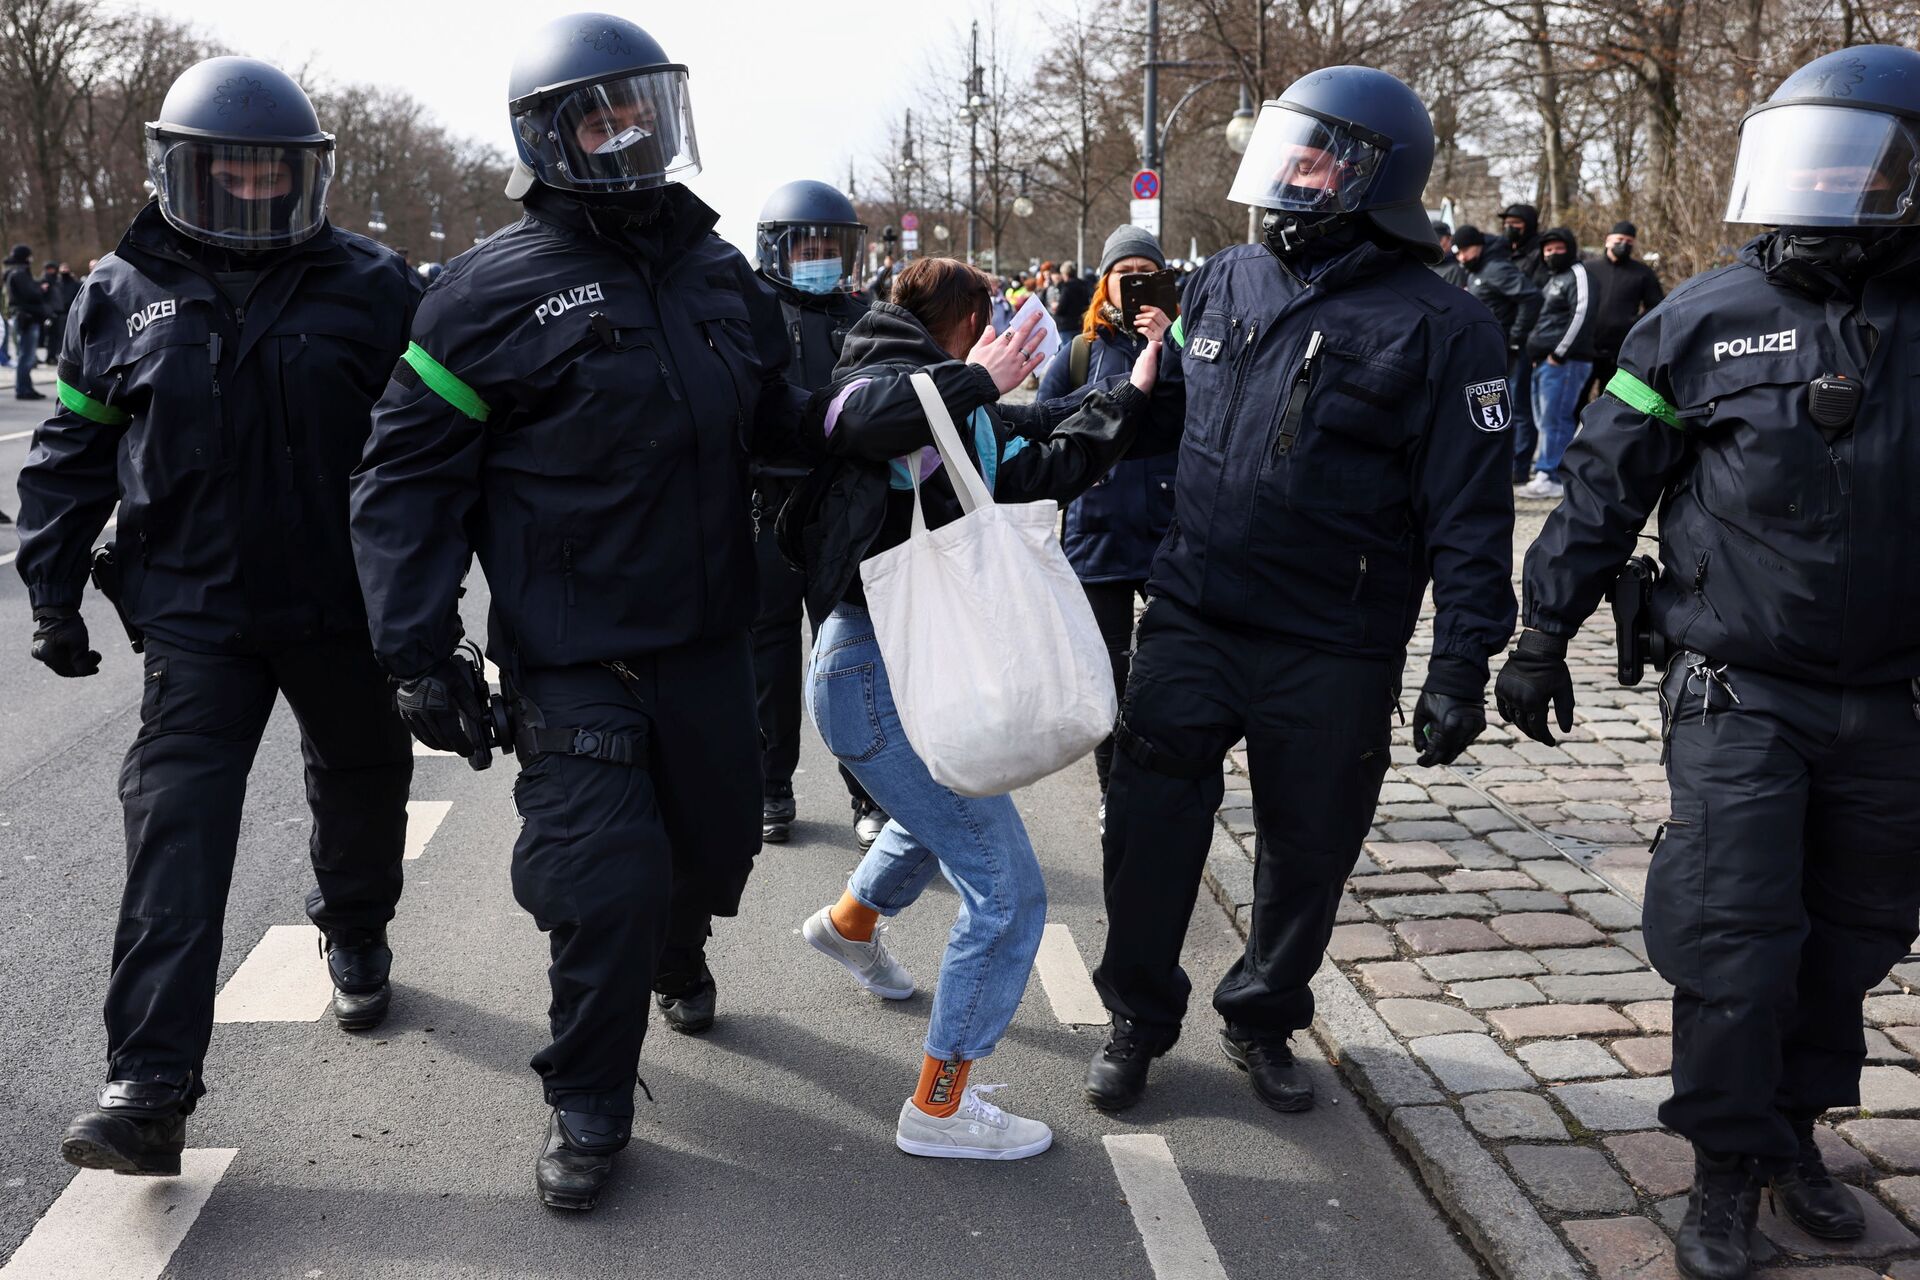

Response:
(1464, 379), (1513, 432)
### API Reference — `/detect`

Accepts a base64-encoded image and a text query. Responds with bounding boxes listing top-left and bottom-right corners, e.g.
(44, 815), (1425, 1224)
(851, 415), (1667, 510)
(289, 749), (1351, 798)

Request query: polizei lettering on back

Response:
(126, 299), (177, 338)
(1712, 329), (1798, 361)
(534, 282), (606, 326)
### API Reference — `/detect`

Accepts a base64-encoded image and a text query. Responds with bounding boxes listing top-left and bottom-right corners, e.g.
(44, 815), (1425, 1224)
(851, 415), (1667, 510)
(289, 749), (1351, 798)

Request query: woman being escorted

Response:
(792, 258), (1161, 1160)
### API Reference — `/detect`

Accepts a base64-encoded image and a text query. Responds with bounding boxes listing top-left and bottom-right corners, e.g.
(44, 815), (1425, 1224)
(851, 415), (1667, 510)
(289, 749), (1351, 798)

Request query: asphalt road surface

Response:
(0, 372), (1486, 1280)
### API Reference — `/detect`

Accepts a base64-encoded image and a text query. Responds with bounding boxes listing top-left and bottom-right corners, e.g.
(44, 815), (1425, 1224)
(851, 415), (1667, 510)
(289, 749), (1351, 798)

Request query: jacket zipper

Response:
(1215, 319), (1258, 454)
(207, 333), (227, 457)
(1275, 330), (1325, 459)
(1350, 552), (1369, 601)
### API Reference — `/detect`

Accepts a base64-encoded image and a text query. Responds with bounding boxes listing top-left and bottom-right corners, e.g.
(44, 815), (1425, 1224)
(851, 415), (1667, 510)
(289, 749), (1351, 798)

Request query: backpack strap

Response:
(1069, 333), (1091, 390)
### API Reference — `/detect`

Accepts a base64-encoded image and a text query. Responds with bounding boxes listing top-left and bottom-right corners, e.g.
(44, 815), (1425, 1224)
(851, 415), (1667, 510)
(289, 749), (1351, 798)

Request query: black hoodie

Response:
(1500, 203), (1549, 287)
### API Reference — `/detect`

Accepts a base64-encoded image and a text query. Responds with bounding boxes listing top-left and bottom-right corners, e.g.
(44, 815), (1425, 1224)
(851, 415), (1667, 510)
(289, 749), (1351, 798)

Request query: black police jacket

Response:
(1150, 240), (1518, 681)
(349, 186), (810, 680)
(15, 203), (418, 652)
(1524, 231), (1920, 685)
(753, 279), (866, 498)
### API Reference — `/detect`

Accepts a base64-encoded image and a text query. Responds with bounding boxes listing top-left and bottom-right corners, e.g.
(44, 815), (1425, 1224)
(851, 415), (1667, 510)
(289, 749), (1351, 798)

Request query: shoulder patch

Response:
(1464, 378), (1513, 432)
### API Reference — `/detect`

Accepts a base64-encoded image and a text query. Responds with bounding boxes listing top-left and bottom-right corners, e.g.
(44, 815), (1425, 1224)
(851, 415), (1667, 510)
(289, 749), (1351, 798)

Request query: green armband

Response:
(1604, 369), (1681, 429)
(56, 379), (131, 426)
(1169, 315), (1185, 349)
(401, 342), (490, 422)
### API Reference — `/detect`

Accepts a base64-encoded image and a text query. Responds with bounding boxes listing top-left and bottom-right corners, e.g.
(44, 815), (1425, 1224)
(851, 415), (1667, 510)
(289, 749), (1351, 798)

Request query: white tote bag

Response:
(859, 370), (1118, 798)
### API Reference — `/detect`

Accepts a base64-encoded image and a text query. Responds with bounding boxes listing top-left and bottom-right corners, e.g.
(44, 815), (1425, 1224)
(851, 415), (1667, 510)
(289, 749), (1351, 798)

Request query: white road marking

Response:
(212, 925), (331, 1022)
(484, 659), (500, 688)
(0, 427), (33, 442)
(403, 800), (451, 861)
(412, 740), (456, 757)
(0, 1148), (237, 1279)
(1103, 1135), (1231, 1280)
(1034, 922), (1109, 1025)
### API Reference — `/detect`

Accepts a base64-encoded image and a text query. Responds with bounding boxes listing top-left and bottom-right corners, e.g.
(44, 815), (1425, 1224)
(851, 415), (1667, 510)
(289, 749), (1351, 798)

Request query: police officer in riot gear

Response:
(750, 179), (890, 850)
(1087, 66), (1516, 1113)
(1500, 45), (1920, 1280)
(350, 14), (809, 1211)
(14, 56), (419, 1175)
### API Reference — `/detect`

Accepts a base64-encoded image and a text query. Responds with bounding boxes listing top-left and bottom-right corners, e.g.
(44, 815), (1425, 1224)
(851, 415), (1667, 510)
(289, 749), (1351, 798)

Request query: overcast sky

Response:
(139, 0), (1038, 252)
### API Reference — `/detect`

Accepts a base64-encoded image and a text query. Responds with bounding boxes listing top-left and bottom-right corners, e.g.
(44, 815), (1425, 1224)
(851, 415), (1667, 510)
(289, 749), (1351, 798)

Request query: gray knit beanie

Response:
(1098, 225), (1166, 277)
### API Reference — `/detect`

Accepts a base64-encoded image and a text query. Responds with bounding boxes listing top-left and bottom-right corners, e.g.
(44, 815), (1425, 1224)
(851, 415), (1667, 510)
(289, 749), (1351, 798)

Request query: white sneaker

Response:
(1520, 473), (1564, 499)
(895, 1085), (1053, 1161)
(802, 906), (914, 1000)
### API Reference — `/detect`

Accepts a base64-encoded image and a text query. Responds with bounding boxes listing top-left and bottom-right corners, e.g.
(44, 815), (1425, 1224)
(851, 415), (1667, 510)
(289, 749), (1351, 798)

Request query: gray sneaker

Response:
(895, 1085), (1053, 1161)
(802, 906), (914, 1000)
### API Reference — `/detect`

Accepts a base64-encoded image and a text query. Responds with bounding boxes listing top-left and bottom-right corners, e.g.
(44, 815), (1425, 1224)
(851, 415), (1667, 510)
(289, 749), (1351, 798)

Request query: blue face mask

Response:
(790, 257), (842, 294)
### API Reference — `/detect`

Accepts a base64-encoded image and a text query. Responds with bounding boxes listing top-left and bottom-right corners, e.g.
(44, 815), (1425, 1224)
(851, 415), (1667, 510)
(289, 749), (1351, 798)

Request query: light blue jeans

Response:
(807, 604), (1047, 1061)
(1530, 357), (1592, 480)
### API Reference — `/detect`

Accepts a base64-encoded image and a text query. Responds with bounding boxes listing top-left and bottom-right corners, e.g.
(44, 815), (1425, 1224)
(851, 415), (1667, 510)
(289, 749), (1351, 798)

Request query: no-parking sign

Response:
(1131, 170), (1161, 201)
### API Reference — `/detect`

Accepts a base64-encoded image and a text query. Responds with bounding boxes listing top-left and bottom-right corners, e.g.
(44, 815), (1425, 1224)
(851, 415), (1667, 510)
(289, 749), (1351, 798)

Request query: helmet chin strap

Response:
(1262, 210), (1344, 260)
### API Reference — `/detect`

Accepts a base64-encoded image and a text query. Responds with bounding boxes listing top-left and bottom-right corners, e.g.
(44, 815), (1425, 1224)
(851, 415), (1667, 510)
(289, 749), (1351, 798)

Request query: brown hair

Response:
(890, 257), (992, 350)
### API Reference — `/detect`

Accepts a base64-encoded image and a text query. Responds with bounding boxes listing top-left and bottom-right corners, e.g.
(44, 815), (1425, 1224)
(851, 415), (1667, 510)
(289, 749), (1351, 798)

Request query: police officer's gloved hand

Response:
(1495, 629), (1576, 746)
(1413, 656), (1487, 767)
(30, 606), (101, 678)
(392, 656), (489, 756)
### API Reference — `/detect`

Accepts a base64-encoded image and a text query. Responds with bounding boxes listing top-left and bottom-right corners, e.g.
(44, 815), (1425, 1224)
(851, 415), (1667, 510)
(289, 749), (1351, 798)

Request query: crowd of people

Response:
(10, 18), (1920, 1280)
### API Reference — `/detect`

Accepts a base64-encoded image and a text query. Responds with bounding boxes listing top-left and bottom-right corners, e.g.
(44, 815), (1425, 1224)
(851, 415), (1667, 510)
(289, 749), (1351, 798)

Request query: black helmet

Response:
(1228, 65), (1440, 263)
(144, 56), (334, 250)
(756, 180), (866, 295)
(505, 13), (699, 200)
(1727, 45), (1920, 227)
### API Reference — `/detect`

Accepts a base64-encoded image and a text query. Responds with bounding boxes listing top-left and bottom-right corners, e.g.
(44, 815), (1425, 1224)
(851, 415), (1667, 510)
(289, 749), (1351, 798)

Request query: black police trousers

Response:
(508, 634), (761, 1118)
(1093, 598), (1393, 1040)
(110, 634), (411, 1099)
(1647, 654), (1920, 1161)
(751, 512), (875, 809)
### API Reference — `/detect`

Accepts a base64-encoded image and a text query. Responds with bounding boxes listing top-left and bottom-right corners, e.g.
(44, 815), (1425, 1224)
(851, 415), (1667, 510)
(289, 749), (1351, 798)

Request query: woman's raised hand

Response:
(1133, 304), (1172, 343)
(967, 307), (1048, 395)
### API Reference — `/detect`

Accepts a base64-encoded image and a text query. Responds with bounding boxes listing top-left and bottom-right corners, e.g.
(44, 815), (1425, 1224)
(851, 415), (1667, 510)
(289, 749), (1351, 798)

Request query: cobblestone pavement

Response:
(1203, 496), (1920, 1280)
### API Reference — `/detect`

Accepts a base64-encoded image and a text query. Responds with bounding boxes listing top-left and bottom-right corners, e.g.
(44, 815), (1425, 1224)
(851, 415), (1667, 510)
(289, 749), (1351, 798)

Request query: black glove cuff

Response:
(1423, 655), (1487, 702)
(1515, 629), (1569, 660)
(32, 606), (78, 623)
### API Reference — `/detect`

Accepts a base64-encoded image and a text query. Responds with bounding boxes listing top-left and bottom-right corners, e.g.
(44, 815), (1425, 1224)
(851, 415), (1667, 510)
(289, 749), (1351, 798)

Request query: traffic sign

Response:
(1130, 198), (1162, 237)
(901, 213), (920, 231)
(1131, 169), (1161, 201)
(902, 229), (920, 251)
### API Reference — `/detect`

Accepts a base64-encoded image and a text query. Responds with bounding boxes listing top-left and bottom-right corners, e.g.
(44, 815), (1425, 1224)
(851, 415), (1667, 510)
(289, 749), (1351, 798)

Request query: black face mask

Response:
(1505, 224), (1527, 245)
(1459, 251), (1486, 275)
(1544, 252), (1572, 273)
(1609, 241), (1634, 261)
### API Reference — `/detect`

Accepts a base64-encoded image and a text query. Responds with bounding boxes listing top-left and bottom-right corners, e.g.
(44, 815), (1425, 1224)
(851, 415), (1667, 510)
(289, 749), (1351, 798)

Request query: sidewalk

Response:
(1203, 496), (1920, 1279)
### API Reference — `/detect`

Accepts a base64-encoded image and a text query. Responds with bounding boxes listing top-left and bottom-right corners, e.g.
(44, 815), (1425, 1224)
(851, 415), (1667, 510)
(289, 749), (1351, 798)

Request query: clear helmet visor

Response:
(1226, 105), (1385, 213)
(517, 69), (701, 192)
(145, 137), (332, 249)
(1725, 105), (1920, 226)
(757, 222), (867, 293)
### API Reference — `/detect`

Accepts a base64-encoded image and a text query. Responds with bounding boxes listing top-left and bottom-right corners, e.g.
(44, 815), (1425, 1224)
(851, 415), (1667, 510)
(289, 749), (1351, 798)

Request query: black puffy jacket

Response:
(1466, 243), (1543, 353)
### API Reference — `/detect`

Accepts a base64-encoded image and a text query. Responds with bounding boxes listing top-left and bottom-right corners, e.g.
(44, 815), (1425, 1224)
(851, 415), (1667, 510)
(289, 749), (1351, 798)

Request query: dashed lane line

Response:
(211, 925), (332, 1023)
(402, 800), (452, 860)
(1102, 1135), (1232, 1280)
(0, 1148), (237, 1279)
(1034, 921), (1110, 1025)
(0, 428), (33, 443)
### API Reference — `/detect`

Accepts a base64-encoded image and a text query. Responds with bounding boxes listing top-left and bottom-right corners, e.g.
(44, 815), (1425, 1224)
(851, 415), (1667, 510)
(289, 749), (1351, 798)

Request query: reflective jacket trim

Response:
(401, 341), (490, 421)
(55, 378), (130, 426)
(1605, 368), (1680, 429)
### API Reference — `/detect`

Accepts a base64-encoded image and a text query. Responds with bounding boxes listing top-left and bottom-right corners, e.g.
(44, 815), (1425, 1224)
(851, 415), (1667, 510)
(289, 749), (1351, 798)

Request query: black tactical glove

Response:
(392, 656), (490, 758)
(31, 607), (101, 678)
(1495, 629), (1576, 746)
(1413, 655), (1487, 767)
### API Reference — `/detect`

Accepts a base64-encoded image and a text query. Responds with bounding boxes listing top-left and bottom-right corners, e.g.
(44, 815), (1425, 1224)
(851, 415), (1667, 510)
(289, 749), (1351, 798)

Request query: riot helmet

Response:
(1727, 45), (1920, 227)
(144, 57), (334, 251)
(756, 180), (866, 295)
(506, 14), (699, 200)
(1227, 66), (1440, 262)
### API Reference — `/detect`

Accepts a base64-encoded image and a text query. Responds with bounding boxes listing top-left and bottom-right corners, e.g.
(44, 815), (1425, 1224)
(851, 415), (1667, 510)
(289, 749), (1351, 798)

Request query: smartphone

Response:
(1119, 269), (1182, 329)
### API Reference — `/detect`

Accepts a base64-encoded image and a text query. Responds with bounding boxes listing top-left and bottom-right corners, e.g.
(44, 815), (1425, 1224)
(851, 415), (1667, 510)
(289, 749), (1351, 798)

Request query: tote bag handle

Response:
(903, 369), (996, 536)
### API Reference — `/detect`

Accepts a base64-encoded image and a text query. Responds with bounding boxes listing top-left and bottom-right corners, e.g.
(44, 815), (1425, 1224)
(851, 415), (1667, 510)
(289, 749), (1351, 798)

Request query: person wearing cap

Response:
(1500, 45), (1920, 1279)
(1430, 219), (1468, 287)
(4, 244), (51, 399)
(1086, 66), (1516, 1117)
(350, 13), (811, 1210)
(1035, 223), (1179, 825)
(14, 55), (419, 1177)
(1519, 227), (1598, 499)
(1583, 219), (1665, 403)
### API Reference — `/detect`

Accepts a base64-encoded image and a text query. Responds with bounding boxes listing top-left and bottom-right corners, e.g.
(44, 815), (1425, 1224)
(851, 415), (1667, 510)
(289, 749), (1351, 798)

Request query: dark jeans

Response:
(108, 634), (412, 1101)
(15, 318), (40, 394)
(509, 635), (761, 1118)
(1082, 578), (1146, 794)
(1507, 347), (1536, 481)
(1093, 599), (1393, 1041)
(1648, 655), (1920, 1161)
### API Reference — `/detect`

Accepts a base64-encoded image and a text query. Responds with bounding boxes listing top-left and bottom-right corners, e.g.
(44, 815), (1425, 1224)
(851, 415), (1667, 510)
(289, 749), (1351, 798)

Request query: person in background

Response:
(1430, 219), (1468, 287)
(1582, 220), (1664, 402)
(1006, 275), (1030, 309)
(988, 274), (1014, 336)
(1499, 202), (1549, 286)
(1035, 224), (1176, 829)
(44, 262), (79, 364)
(5, 245), (50, 399)
(1520, 227), (1596, 499)
(1051, 260), (1093, 329)
(1454, 224), (1541, 483)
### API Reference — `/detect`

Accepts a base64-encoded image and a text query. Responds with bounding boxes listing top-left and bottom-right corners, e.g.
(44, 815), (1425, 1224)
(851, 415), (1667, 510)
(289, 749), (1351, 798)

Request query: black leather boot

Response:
(655, 962), (717, 1035)
(1085, 1017), (1177, 1112)
(763, 782), (797, 844)
(534, 1109), (628, 1210)
(1219, 1030), (1315, 1112)
(1676, 1149), (1763, 1280)
(61, 1079), (190, 1176)
(321, 927), (393, 1032)
(1769, 1120), (1866, 1239)
(852, 797), (887, 851)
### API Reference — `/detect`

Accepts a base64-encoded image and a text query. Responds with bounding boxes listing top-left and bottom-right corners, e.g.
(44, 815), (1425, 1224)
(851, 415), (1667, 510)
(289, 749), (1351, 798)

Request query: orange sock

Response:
(912, 1055), (972, 1118)
(829, 890), (879, 943)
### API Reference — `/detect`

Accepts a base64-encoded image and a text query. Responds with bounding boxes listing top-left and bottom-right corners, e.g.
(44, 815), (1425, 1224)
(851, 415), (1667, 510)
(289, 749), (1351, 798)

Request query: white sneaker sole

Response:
(802, 913), (914, 1000)
(895, 1130), (1054, 1161)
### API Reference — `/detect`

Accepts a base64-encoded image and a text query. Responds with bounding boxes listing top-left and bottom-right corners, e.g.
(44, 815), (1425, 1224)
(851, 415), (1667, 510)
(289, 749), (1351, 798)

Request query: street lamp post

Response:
(962, 21), (987, 266)
(366, 191), (388, 238)
(896, 110), (919, 261)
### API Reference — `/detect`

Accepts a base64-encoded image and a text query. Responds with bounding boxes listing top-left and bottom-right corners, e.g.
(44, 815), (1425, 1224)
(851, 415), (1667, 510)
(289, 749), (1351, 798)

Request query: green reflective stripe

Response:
(1170, 315), (1185, 348)
(56, 379), (130, 426)
(1605, 368), (1681, 429)
(401, 342), (490, 422)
